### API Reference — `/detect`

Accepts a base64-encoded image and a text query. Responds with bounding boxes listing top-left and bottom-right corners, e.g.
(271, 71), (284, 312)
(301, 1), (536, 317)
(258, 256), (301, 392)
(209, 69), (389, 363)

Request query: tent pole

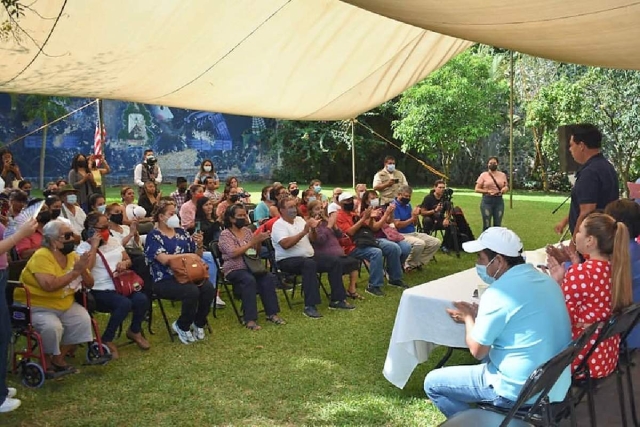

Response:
(97, 98), (105, 193)
(509, 51), (514, 209)
(351, 119), (356, 189)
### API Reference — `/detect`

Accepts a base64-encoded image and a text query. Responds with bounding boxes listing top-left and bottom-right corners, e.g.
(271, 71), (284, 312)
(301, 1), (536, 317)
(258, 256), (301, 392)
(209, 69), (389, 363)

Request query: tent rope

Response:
(3, 98), (98, 148)
(355, 119), (448, 180)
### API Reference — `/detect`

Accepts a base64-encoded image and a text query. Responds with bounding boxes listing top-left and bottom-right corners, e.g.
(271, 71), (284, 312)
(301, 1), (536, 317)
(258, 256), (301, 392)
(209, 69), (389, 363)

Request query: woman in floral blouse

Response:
(144, 200), (215, 345)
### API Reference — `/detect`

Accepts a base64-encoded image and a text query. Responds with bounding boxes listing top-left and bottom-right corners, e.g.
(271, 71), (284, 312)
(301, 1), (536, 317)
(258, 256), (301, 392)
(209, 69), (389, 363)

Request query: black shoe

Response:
(366, 285), (384, 297)
(329, 300), (356, 310)
(388, 279), (409, 289)
(303, 306), (323, 319)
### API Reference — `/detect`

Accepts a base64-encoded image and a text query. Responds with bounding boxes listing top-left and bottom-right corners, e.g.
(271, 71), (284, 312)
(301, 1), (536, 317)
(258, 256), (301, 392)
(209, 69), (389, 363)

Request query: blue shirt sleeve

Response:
(471, 289), (508, 346)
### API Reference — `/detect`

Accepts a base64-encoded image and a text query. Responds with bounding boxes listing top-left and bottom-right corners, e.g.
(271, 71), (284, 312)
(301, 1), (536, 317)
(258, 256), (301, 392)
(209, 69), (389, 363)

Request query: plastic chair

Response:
(572, 303), (640, 427)
(476, 323), (600, 427)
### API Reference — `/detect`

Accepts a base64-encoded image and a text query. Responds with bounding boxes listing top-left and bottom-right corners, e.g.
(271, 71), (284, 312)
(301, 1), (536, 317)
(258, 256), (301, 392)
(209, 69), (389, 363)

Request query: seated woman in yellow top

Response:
(18, 219), (97, 374)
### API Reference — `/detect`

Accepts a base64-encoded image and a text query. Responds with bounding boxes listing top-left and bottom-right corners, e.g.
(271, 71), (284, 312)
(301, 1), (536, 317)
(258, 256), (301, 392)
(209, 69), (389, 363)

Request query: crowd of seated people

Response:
(1, 143), (639, 422)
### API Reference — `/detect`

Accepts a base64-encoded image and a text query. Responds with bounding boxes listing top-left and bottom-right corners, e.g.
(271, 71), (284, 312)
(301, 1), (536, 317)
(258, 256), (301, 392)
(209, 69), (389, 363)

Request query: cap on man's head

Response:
(338, 192), (354, 202)
(327, 203), (340, 215)
(58, 184), (79, 195)
(462, 227), (523, 257)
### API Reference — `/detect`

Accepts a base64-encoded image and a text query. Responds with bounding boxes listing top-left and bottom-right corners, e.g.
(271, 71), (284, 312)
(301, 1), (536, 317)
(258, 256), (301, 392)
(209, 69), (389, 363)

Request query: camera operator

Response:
(133, 149), (162, 195)
(419, 180), (452, 234)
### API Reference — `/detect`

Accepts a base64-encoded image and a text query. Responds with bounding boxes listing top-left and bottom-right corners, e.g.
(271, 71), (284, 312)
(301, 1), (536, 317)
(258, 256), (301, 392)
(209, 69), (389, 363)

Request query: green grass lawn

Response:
(4, 185), (569, 426)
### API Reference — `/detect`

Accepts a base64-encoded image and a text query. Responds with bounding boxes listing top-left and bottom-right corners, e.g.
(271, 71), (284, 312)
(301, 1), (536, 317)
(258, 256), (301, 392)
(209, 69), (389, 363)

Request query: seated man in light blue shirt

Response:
(424, 227), (572, 419)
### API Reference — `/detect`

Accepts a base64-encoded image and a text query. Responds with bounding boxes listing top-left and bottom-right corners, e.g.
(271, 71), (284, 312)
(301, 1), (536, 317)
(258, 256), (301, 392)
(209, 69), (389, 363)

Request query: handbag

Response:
(382, 224), (404, 242)
(243, 250), (267, 276)
(96, 250), (144, 297)
(168, 253), (209, 285)
(352, 227), (379, 248)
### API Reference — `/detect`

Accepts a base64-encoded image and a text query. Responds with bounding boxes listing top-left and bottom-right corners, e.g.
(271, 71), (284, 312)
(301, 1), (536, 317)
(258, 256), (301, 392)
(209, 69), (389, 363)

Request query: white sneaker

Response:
(191, 324), (205, 341)
(7, 388), (16, 398)
(171, 321), (195, 345)
(216, 295), (226, 308)
(0, 397), (21, 413)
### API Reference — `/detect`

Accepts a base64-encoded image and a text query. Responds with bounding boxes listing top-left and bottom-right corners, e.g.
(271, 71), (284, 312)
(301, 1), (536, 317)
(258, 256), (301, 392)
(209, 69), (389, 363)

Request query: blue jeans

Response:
(201, 252), (218, 288)
(0, 269), (9, 405)
(424, 363), (515, 418)
(376, 238), (408, 281)
(480, 195), (504, 231)
(349, 246), (384, 287)
(92, 290), (149, 342)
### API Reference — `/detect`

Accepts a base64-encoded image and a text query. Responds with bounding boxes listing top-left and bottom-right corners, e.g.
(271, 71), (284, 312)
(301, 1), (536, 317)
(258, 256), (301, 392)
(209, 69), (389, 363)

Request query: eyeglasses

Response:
(60, 232), (74, 240)
(94, 226), (109, 231)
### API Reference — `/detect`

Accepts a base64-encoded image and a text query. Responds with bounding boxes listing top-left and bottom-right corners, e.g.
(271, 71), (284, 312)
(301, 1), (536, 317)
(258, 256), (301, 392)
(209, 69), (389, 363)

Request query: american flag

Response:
(94, 123), (106, 166)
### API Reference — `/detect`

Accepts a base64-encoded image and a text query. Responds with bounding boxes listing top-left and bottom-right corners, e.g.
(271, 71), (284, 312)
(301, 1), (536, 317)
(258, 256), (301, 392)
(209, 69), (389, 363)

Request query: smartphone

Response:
(393, 178), (400, 183)
(195, 221), (201, 233)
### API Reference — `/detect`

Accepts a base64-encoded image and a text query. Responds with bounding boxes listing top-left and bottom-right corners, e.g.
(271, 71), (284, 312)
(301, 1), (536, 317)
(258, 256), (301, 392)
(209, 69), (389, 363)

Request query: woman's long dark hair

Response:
(70, 153), (88, 172)
(195, 196), (215, 221)
(361, 190), (378, 211)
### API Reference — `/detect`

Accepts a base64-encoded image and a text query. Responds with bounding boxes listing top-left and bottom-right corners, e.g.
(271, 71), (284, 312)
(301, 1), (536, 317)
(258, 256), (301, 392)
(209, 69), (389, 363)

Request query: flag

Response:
(94, 123), (106, 166)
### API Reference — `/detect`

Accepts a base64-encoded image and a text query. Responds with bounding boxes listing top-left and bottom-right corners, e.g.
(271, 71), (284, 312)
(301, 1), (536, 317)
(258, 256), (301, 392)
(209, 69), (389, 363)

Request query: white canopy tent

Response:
(1, 1), (638, 120)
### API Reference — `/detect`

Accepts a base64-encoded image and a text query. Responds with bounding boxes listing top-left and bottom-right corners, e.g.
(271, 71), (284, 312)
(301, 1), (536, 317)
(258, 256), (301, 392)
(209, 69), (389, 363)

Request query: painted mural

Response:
(0, 95), (276, 187)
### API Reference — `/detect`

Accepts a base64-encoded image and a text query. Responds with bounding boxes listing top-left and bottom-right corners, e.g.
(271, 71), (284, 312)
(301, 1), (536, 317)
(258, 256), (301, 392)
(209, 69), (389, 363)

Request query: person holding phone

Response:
(373, 155), (408, 205)
(0, 149), (22, 189)
(88, 153), (111, 193)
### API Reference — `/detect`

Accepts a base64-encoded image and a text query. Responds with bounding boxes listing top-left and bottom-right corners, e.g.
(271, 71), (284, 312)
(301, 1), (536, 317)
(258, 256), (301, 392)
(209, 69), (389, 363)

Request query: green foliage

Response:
(393, 51), (509, 179)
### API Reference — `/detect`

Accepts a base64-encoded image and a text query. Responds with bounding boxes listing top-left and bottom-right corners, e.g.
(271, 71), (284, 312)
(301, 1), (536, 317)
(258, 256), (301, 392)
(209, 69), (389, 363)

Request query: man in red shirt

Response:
(335, 192), (405, 297)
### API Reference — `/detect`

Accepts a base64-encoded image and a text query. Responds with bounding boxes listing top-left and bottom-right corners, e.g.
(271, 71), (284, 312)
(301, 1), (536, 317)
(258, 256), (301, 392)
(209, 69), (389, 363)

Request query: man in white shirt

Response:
(133, 149), (162, 195)
(58, 185), (86, 243)
(271, 197), (354, 318)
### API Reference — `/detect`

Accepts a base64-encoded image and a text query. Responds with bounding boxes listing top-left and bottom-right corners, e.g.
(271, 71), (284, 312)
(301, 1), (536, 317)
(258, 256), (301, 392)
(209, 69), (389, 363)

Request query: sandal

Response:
(47, 362), (78, 376)
(266, 315), (287, 325)
(245, 321), (262, 331)
(346, 290), (365, 300)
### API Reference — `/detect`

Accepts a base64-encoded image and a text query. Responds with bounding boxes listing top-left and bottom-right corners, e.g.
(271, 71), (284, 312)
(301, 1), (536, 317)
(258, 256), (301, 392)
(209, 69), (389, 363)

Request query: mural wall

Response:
(0, 95), (276, 187)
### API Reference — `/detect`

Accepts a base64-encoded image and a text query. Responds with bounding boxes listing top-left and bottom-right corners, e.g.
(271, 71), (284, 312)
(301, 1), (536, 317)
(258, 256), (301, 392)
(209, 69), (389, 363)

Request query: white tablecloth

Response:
(382, 248), (552, 389)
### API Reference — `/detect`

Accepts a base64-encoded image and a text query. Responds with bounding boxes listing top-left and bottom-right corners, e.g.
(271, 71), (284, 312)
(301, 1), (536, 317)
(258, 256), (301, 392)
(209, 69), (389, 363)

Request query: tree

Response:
(578, 68), (640, 191)
(392, 51), (508, 180)
(20, 95), (67, 187)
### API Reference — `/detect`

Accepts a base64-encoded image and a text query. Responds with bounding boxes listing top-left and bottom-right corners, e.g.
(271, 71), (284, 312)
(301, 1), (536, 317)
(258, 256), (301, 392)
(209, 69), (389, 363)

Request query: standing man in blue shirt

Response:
(424, 227), (572, 419)
(392, 186), (440, 271)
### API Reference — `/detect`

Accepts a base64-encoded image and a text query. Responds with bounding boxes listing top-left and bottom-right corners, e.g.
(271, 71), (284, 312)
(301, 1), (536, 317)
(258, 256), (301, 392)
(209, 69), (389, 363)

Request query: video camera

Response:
(146, 156), (157, 166)
(238, 191), (250, 199)
(442, 188), (454, 202)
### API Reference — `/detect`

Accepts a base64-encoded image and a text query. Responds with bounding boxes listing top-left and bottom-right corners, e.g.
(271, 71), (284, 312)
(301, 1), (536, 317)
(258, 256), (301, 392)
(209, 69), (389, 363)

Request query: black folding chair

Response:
(470, 323), (600, 427)
(209, 241), (243, 324)
(619, 303), (640, 427)
(439, 408), (533, 426)
(572, 303), (640, 427)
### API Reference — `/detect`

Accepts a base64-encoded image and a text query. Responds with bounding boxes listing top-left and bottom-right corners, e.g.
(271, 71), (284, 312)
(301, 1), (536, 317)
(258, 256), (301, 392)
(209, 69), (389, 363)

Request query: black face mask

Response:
(178, 187), (187, 193)
(290, 189), (300, 197)
(60, 241), (75, 255)
(343, 202), (355, 212)
(77, 160), (87, 168)
(488, 164), (498, 171)
(234, 218), (247, 228)
(110, 213), (124, 225)
(400, 197), (411, 205)
(50, 209), (61, 220)
(229, 195), (240, 203)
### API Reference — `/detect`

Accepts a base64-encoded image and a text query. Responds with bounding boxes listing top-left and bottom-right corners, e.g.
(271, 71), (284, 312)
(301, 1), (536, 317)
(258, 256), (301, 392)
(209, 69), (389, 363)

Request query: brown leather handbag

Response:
(168, 254), (209, 285)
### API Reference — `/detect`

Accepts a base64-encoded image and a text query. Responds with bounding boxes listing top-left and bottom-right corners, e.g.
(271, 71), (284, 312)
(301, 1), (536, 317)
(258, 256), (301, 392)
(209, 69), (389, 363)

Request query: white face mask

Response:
(358, 191), (365, 199)
(165, 214), (180, 228)
(369, 198), (380, 207)
(386, 164), (396, 173)
(203, 165), (212, 172)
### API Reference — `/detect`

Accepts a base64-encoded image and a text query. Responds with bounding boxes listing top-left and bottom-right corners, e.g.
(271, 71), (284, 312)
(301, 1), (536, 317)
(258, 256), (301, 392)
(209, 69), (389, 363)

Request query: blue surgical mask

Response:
(476, 256), (498, 284)
(97, 205), (106, 214)
(66, 194), (77, 205)
(307, 196), (316, 203)
(313, 185), (322, 194)
(286, 207), (297, 219)
(386, 164), (396, 173)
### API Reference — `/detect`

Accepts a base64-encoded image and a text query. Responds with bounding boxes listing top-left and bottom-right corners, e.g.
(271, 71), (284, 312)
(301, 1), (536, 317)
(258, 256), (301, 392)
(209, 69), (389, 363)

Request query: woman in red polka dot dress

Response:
(548, 212), (633, 379)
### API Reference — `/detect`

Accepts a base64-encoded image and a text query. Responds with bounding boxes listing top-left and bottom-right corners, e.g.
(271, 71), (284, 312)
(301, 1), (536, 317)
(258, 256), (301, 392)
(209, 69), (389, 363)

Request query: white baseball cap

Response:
(327, 202), (340, 215)
(462, 227), (523, 257)
(338, 192), (354, 202)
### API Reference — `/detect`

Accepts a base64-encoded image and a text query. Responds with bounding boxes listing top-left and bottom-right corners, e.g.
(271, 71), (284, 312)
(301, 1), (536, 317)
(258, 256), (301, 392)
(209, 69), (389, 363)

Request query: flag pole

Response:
(96, 98), (105, 193)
